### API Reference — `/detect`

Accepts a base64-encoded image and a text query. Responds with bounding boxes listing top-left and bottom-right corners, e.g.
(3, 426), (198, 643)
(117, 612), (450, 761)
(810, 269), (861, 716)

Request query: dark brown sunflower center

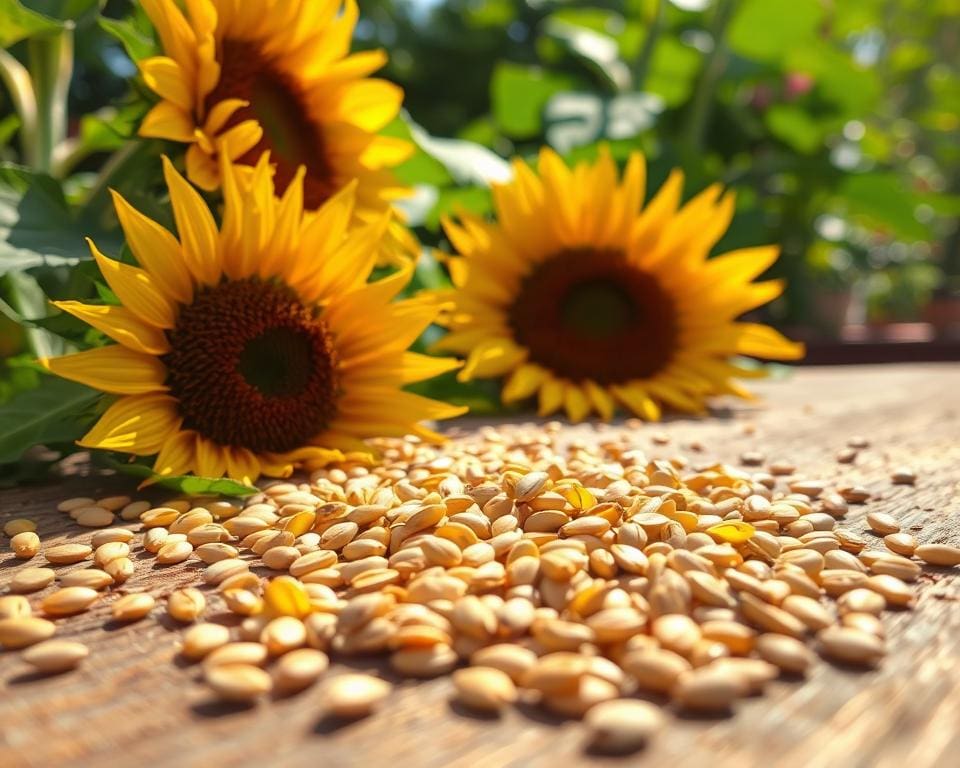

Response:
(164, 279), (339, 454)
(204, 39), (337, 208)
(508, 248), (678, 384)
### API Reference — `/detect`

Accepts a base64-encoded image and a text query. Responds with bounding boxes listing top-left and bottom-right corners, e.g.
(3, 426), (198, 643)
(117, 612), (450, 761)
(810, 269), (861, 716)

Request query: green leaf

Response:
(545, 91), (662, 152)
(22, 0), (99, 21)
(764, 105), (823, 154)
(99, 13), (156, 63)
(108, 460), (260, 498)
(0, 375), (100, 464)
(0, 0), (62, 47)
(0, 163), (94, 273)
(491, 62), (575, 139)
(645, 36), (701, 107)
(425, 186), (493, 230)
(728, 0), (824, 63)
(838, 172), (930, 242)
(1, 270), (63, 357)
(407, 119), (511, 187)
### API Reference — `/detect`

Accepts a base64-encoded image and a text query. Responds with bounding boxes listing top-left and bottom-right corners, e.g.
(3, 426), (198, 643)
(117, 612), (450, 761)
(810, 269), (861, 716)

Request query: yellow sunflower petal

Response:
(153, 428), (196, 477)
(162, 156), (220, 285)
(706, 246), (781, 285)
(185, 144), (219, 190)
(563, 383), (592, 423)
(203, 97), (247, 135)
(644, 378), (706, 414)
(537, 376), (565, 417)
(225, 447), (260, 484)
(78, 394), (181, 454)
(139, 102), (195, 142)
(502, 363), (550, 403)
(139, 56), (193, 112)
(733, 323), (806, 360)
(194, 435), (227, 478)
(141, 0), (197, 75)
(52, 301), (170, 355)
(110, 190), (193, 305)
(610, 383), (662, 421)
(458, 338), (527, 382)
(88, 238), (176, 329)
(582, 379), (615, 421)
(400, 352), (463, 384)
(42, 346), (167, 395)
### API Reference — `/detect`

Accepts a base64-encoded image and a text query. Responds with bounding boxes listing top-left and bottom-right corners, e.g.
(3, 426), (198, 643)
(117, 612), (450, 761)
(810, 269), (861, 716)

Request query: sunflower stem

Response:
(26, 27), (74, 175)
(680, 0), (735, 163)
(0, 48), (38, 164)
(631, 0), (664, 92)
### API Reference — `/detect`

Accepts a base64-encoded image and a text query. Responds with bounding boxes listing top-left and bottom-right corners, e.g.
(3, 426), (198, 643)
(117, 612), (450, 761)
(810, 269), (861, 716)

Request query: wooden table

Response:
(2, 364), (959, 768)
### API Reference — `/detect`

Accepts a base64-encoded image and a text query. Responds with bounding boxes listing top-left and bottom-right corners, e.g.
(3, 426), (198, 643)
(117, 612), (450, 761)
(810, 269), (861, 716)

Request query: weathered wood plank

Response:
(1, 364), (959, 768)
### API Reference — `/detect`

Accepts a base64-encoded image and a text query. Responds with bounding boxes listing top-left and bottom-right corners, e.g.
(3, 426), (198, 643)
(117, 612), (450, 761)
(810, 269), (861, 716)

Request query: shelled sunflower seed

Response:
(3, 425), (958, 754)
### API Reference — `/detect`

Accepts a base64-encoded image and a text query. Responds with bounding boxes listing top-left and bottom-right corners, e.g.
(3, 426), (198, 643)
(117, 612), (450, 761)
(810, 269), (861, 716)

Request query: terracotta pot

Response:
(922, 297), (960, 339)
(812, 290), (854, 337)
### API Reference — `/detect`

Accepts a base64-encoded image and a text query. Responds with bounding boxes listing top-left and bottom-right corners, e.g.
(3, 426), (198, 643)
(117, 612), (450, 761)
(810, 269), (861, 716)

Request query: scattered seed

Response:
(10, 566), (56, 593)
(890, 467), (916, 485)
(0, 595), (32, 619)
(156, 540), (194, 565)
(0, 616), (56, 648)
(274, 648), (329, 693)
(181, 623), (231, 660)
(204, 641), (269, 669)
(818, 626), (885, 667)
(11, 531), (40, 559)
(585, 699), (662, 754)
(22, 640), (89, 673)
(167, 588), (206, 623)
(41, 587), (99, 616)
(755, 634), (815, 675)
(4, 518), (37, 537)
(326, 674), (392, 718)
(866, 512), (899, 536)
(112, 593), (156, 622)
(671, 666), (747, 712)
(452, 666), (518, 713)
(74, 506), (115, 528)
(391, 644), (459, 678)
(205, 663), (272, 703)
(44, 543), (92, 565)
(914, 543), (960, 567)
(60, 569), (114, 589)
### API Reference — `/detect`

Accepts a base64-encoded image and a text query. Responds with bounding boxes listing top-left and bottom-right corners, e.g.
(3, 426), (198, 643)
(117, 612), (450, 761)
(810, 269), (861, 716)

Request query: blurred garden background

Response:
(1, 0), (959, 415)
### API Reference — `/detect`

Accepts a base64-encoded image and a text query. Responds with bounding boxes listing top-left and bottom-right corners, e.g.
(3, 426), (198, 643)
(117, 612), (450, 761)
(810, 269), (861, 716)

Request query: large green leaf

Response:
(99, 12), (156, 63)
(728, 0), (824, 63)
(491, 62), (575, 139)
(0, 163), (94, 273)
(764, 105), (823, 154)
(544, 91), (663, 152)
(838, 173), (931, 242)
(0, 375), (100, 464)
(108, 460), (260, 498)
(0, 0), (62, 47)
(1, 270), (63, 357)
(22, 0), (99, 21)
(645, 36), (701, 107)
(408, 120), (511, 187)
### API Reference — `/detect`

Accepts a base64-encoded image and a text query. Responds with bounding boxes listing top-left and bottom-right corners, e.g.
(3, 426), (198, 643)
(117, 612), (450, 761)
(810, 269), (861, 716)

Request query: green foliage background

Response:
(0, 0), (958, 486)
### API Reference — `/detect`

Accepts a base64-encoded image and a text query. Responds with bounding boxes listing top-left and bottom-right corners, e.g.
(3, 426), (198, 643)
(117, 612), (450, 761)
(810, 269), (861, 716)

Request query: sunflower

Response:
(43, 155), (464, 482)
(434, 148), (804, 422)
(137, 0), (413, 259)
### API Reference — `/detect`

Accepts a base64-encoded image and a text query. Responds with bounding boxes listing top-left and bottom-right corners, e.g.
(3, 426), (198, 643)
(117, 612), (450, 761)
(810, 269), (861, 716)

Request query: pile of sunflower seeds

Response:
(2, 423), (958, 753)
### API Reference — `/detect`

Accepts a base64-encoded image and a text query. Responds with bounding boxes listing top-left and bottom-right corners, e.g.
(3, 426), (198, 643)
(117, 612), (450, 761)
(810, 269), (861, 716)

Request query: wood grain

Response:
(1, 363), (959, 768)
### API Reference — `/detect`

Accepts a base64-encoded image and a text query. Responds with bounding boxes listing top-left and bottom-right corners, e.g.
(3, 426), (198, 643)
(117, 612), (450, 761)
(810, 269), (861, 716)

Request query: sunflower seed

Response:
(22, 639), (89, 673)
